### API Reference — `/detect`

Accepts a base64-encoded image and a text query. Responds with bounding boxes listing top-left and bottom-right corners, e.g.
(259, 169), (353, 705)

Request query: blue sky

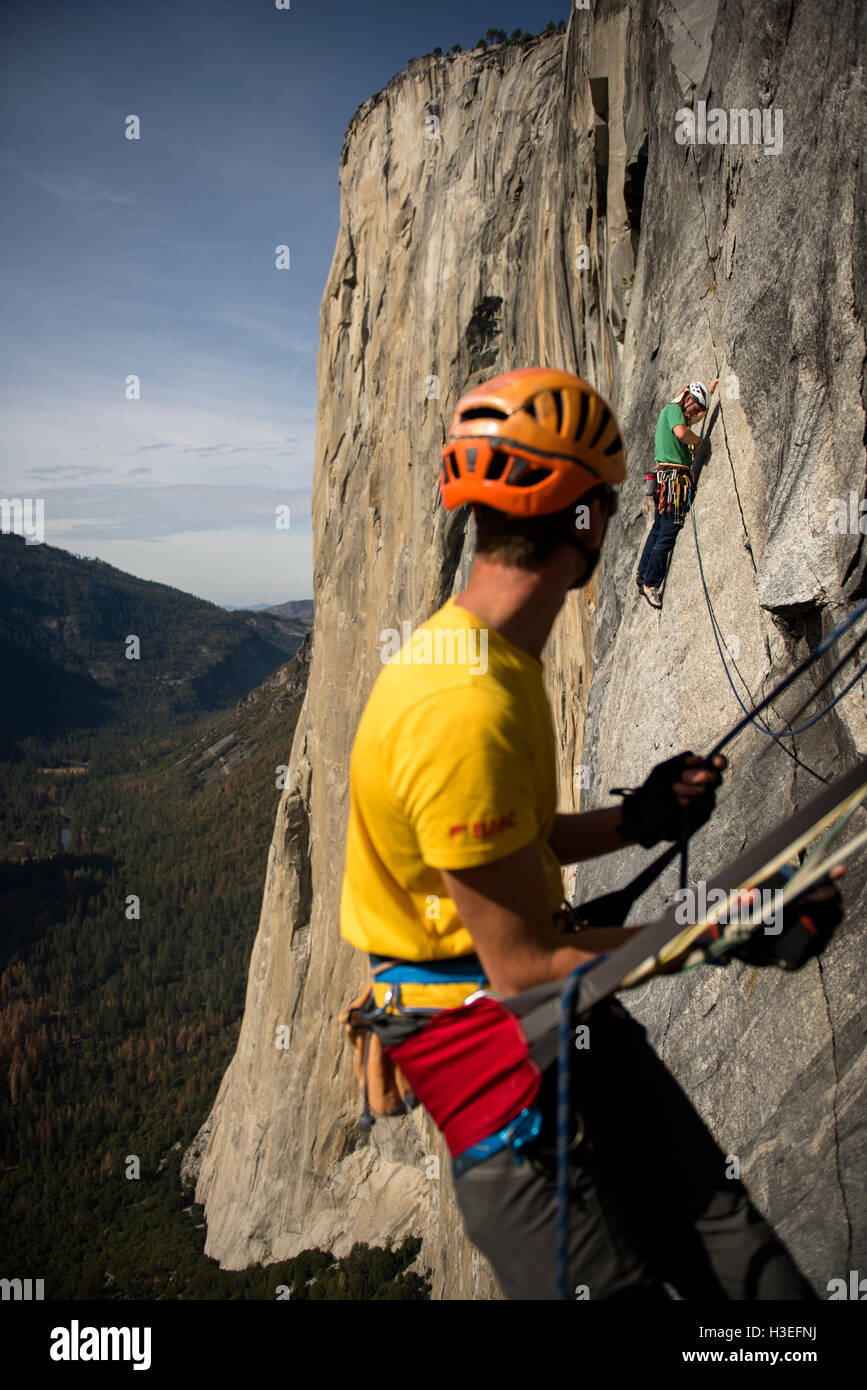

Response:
(0, 0), (570, 606)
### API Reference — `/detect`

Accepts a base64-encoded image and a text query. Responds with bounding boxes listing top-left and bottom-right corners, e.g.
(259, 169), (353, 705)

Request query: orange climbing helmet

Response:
(440, 366), (626, 517)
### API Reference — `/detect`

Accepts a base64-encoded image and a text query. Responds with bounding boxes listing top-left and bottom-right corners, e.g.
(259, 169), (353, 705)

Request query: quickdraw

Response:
(655, 463), (692, 525)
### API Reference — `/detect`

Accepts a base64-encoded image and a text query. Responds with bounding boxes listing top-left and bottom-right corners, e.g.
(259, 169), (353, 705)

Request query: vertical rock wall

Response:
(194, 0), (866, 1298)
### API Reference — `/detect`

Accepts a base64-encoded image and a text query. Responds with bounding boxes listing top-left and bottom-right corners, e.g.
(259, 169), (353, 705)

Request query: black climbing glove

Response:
(613, 752), (722, 849)
(719, 869), (844, 971)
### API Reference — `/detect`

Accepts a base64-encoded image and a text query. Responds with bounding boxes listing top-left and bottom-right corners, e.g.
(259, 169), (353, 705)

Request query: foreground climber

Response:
(637, 378), (718, 607)
(339, 366), (839, 1300)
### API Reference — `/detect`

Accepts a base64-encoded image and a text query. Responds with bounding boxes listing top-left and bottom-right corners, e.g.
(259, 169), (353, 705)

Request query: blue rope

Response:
(771, 657), (867, 734)
(552, 412), (865, 1301)
(556, 955), (609, 1301)
(690, 501), (867, 741)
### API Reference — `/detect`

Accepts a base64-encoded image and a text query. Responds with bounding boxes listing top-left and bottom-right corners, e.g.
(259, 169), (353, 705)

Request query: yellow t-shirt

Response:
(339, 597), (564, 961)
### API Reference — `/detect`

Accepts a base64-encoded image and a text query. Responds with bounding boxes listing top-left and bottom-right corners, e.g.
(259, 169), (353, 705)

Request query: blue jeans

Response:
(638, 508), (681, 588)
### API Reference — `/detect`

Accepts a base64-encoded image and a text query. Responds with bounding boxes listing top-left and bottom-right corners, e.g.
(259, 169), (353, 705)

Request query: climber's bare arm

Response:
(672, 422), (703, 448)
(547, 806), (636, 862)
(436, 838), (637, 997)
(548, 760), (723, 865)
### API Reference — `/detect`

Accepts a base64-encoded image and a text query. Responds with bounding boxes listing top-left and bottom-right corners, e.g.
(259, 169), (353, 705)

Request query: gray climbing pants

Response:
(452, 999), (818, 1301)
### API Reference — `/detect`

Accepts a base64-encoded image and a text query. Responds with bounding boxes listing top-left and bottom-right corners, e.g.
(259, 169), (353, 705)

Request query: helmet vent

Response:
(448, 453), (460, 480)
(485, 449), (510, 481)
(589, 406), (612, 449)
(603, 433), (623, 457)
(574, 391), (590, 440)
(460, 406), (508, 421)
(511, 465), (551, 489)
(526, 392), (564, 431)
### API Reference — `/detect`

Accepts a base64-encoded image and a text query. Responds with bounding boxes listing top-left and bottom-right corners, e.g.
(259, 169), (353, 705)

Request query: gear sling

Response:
(340, 953), (547, 1172)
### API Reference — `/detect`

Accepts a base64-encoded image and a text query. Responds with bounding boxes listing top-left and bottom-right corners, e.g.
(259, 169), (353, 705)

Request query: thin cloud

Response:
(179, 442), (290, 457)
(28, 463), (118, 479)
(41, 483), (312, 542)
(211, 460), (276, 472)
(17, 162), (134, 206)
(208, 309), (316, 356)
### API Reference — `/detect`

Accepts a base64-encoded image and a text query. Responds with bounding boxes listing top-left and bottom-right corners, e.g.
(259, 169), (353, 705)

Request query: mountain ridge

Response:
(0, 534), (307, 742)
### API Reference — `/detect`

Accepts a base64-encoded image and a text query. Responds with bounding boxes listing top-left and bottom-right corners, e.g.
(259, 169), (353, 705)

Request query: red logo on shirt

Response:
(449, 823), (468, 838)
(471, 811), (516, 839)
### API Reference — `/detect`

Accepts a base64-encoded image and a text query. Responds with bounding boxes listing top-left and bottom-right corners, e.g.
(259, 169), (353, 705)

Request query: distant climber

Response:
(338, 366), (842, 1301)
(637, 377), (718, 607)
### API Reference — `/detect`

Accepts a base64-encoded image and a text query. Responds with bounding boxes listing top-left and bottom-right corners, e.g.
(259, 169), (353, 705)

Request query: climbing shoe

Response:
(641, 584), (663, 609)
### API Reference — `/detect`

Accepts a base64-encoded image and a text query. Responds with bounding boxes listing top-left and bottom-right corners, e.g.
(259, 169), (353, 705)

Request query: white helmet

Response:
(687, 381), (709, 410)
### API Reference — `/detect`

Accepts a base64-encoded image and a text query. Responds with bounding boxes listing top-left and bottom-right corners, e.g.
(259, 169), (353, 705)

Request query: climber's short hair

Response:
(471, 503), (577, 569)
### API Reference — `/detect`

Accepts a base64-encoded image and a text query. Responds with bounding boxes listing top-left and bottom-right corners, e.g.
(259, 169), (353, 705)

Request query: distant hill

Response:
(178, 637), (311, 790)
(264, 599), (314, 624)
(0, 535), (307, 743)
(223, 599), (314, 628)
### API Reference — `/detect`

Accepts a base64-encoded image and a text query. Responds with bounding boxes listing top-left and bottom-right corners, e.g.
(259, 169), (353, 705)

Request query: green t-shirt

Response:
(654, 402), (693, 467)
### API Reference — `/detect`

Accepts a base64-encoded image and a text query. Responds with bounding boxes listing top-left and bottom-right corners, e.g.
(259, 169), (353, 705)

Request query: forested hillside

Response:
(0, 656), (302, 1295)
(0, 535), (305, 744)
(0, 625), (430, 1299)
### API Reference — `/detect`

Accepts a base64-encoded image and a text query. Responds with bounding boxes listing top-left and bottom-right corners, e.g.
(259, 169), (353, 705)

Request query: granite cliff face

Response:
(193, 0), (866, 1298)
